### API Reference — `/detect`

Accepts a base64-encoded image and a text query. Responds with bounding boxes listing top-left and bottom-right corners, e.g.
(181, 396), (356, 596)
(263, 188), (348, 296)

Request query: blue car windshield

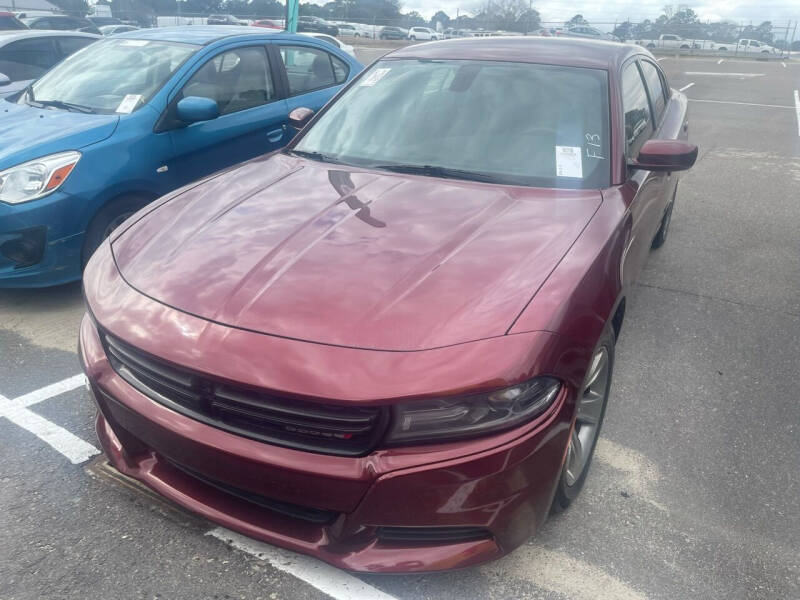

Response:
(24, 38), (197, 114)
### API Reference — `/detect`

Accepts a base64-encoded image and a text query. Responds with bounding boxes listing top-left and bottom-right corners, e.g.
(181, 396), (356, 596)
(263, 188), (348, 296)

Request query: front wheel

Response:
(552, 326), (615, 512)
(409, 35), (416, 40)
(82, 195), (149, 267)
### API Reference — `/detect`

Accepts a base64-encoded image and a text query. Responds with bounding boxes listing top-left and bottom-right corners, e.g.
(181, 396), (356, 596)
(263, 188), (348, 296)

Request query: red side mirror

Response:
(288, 107), (315, 130)
(630, 139), (698, 172)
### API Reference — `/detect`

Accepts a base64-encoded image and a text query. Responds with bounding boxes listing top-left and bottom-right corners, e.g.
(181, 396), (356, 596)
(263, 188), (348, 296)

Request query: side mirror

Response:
(0, 73), (11, 87)
(288, 106), (314, 130)
(629, 139), (698, 172)
(176, 96), (219, 124)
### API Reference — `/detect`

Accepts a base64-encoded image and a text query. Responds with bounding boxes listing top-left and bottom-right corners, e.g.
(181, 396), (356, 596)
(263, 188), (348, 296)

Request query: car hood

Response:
(112, 154), (602, 351)
(0, 99), (118, 170)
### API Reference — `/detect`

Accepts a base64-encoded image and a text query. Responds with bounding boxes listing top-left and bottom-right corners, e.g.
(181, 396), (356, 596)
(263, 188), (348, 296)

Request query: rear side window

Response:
(0, 15), (26, 29)
(56, 36), (95, 57)
(639, 60), (666, 121)
(0, 38), (57, 81)
(621, 62), (653, 157)
(278, 45), (348, 95)
(182, 46), (275, 116)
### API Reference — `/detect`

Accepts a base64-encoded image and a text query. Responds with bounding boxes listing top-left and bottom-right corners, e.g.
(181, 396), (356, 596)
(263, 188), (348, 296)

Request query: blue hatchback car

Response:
(0, 26), (362, 287)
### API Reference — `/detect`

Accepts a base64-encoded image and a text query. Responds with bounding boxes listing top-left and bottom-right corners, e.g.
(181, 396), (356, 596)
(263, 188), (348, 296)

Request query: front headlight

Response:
(0, 151), (81, 205)
(387, 377), (561, 444)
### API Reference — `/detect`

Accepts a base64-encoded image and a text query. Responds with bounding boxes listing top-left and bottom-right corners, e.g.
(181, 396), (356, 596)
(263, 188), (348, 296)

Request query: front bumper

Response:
(80, 311), (574, 572)
(79, 242), (588, 572)
(0, 190), (85, 287)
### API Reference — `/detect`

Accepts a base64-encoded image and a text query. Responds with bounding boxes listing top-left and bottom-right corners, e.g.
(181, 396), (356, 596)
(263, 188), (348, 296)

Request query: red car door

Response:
(619, 59), (669, 287)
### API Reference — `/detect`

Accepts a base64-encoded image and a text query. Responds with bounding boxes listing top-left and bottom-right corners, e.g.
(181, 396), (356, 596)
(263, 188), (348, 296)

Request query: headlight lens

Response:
(387, 377), (561, 444)
(0, 151), (81, 205)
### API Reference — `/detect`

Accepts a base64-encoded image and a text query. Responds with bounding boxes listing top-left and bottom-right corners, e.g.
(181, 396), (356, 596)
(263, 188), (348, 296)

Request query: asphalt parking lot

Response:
(1, 49), (799, 600)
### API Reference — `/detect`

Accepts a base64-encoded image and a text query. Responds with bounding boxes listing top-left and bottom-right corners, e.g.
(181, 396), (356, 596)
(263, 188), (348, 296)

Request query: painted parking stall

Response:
(1, 51), (799, 600)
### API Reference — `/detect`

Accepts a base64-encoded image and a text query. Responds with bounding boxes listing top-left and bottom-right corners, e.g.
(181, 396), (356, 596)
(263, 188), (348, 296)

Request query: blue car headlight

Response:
(0, 151), (81, 205)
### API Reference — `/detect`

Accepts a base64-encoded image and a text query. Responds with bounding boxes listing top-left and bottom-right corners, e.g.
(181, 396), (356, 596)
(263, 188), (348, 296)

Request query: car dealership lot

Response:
(1, 51), (799, 600)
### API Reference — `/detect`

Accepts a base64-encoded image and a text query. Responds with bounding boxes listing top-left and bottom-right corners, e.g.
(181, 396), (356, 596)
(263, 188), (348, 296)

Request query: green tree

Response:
(565, 14), (588, 27)
(429, 10), (450, 28)
(613, 21), (634, 41)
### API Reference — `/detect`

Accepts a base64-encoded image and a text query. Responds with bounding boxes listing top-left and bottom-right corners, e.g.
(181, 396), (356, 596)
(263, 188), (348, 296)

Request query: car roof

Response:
(388, 37), (641, 71)
(113, 25), (292, 45)
(0, 29), (101, 44)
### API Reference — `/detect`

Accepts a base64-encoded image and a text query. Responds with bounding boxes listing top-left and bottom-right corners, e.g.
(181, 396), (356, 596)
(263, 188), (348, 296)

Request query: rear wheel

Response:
(552, 326), (615, 512)
(647, 43), (656, 49)
(410, 35), (416, 40)
(82, 195), (149, 267)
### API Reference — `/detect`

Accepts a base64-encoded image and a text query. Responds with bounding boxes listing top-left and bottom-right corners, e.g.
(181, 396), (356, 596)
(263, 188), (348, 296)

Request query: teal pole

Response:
(286, 0), (299, 32)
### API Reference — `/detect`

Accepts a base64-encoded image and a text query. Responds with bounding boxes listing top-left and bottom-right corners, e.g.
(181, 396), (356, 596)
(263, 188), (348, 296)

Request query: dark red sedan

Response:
(80, 37), (696, 572)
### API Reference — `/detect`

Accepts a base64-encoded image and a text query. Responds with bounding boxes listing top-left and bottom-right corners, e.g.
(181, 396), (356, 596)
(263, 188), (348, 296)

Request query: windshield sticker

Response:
(120, 40), (149, 47)
(116, 94), (142, 114)
(585, 133), (605, 160)
(359, 68), (391, 87)
(555, 146), (583, 178)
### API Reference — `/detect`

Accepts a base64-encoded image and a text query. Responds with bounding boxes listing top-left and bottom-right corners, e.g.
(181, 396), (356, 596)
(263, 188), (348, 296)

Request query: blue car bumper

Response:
(0, 191), (86, 288)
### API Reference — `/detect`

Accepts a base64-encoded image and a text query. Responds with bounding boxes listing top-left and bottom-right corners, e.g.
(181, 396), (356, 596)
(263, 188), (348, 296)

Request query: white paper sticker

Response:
(359, 68), (390, 87)
(116, 94), (142, 114)
(555, 146), (583, 178)
(120, 39), (149, 46)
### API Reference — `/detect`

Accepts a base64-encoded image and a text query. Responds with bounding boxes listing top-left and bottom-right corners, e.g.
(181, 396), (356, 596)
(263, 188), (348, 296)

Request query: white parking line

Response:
(794, 90), (800, 136)
(679, 82), (695, 92)
(13, 373), (85, 409)
(685, 72), (765, 77)
(689, 98), (795, 109)
(717, 58), (725, 64)
(656, 57), (667, 62)
(0, 375), (99, 464)
(208, 528), (398, 600)
(782, 62), (787, 68)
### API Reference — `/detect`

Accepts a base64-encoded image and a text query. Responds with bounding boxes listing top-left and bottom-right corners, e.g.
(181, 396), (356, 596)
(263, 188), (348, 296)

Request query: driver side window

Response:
(621, 62), (653, 158)
(181, 46), (275, 117)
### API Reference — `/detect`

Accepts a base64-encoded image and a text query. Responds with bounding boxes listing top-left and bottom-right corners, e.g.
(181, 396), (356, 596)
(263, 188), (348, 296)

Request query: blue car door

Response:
(164, 44), (289, 186)
(275, 43), (352, 124)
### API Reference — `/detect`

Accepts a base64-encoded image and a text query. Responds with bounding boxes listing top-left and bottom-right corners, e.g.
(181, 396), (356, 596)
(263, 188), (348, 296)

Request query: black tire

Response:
(552, 325), (615, 512)
(82, 195), (149, 267)
(410, 35), (416, 40)
(651, 186), (677, 249)
(719, 47), (728, 51)
(680, 44), (689, 49)
(647, 43), (656, 49)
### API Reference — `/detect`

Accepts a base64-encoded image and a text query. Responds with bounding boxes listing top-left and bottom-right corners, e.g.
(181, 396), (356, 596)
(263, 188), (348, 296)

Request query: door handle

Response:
(267, 128), (284, 143)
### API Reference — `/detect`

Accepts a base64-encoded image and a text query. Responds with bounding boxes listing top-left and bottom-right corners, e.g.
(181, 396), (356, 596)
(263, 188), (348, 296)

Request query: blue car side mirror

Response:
(176, 96), (220, 124)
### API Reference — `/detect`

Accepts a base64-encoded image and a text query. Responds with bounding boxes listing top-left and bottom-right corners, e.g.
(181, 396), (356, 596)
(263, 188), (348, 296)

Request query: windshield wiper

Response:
(288, 149), (342, 164)
(371, 164), (502, 183)
(27, 99), (94, 114)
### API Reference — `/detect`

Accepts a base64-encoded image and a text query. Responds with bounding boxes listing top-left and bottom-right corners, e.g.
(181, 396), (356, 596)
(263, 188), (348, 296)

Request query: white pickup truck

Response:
(712, 39), (779, 54)
(635, 34), (697, 50)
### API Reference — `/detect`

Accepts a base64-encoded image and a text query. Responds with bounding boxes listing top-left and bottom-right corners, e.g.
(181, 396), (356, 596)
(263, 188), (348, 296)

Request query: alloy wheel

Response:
(564, 346), (610, 486)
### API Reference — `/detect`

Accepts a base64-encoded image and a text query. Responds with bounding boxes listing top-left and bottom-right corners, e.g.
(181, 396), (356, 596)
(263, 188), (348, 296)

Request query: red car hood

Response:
(112, 154), (601, 351)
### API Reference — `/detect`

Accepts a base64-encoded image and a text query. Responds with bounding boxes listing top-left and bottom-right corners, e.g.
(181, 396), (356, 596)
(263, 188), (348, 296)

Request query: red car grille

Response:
(101, 333), (388, 456)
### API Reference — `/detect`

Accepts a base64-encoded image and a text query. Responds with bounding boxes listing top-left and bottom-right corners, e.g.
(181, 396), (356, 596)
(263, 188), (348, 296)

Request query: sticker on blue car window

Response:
(116, 94), (142, 114)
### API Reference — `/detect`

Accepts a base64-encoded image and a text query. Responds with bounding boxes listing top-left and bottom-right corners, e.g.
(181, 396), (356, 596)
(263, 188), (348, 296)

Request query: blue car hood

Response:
(0, 99), (119, 170)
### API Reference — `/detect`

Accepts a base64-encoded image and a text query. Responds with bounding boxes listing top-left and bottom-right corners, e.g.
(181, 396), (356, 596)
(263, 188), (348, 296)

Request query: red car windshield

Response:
(293, 58), (611, 189)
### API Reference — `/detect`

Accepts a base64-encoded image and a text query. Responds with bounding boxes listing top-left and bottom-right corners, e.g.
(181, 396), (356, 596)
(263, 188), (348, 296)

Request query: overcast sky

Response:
(404, 1), (800, 25)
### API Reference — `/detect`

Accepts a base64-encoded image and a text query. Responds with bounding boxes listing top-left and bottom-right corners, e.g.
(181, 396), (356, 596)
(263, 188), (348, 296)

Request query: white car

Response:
(332, 22), (374, 38)
(407, 26), (440, 41)
(300, 32), (356, 58)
